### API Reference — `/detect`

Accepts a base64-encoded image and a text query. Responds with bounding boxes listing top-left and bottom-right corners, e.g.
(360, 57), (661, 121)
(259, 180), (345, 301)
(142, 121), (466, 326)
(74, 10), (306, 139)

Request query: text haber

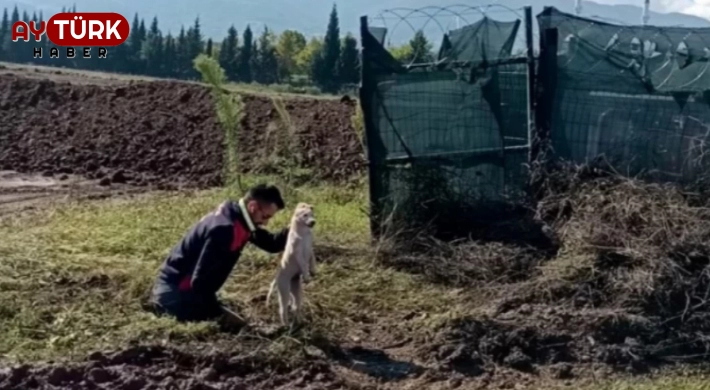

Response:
(12, 12), (129, 47)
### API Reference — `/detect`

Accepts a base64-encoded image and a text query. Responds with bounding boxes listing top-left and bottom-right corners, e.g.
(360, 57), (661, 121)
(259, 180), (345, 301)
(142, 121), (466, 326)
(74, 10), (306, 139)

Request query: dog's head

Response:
(293, 202), (316, 228)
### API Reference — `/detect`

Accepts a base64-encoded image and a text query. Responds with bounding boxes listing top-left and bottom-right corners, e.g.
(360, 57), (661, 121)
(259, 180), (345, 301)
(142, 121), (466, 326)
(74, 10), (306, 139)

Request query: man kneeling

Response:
(150, 184), (289, 323)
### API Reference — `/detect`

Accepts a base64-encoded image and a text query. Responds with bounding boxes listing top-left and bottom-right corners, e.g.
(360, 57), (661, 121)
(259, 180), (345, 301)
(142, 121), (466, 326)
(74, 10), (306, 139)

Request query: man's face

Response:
(247, 200), (278, 226)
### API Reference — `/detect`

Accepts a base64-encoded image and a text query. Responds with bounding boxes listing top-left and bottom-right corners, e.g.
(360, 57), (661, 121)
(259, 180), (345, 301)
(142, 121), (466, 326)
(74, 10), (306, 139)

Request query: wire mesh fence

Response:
(360, 4), (710, 239)
(537, 7), (710, 183)
(360, 4), (535, 238)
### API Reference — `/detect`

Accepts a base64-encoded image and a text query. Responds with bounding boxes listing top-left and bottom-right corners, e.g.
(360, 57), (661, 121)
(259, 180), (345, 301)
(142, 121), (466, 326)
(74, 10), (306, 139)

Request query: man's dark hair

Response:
(245, 184), (285, 209)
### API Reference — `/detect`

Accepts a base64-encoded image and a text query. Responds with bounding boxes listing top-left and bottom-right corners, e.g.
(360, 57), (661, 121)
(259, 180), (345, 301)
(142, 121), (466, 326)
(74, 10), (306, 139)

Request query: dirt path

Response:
(0, 170), (142, 218)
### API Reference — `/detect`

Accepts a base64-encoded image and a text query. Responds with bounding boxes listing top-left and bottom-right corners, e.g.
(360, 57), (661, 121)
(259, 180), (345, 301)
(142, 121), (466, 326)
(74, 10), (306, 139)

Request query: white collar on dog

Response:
(238, 198), (257, 232)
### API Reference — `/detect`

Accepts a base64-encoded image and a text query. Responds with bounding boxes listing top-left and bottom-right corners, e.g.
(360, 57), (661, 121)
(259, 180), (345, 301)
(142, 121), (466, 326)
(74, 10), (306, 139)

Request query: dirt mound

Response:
(394, 164), (710, 375)
(0, 345), (337, 390)
(0, 74), (364, 190)
(382, 239), (545, 288)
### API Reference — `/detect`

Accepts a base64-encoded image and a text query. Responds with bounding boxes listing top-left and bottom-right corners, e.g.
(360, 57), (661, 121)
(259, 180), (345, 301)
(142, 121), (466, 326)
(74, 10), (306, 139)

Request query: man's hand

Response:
(302, 273), (313, 284)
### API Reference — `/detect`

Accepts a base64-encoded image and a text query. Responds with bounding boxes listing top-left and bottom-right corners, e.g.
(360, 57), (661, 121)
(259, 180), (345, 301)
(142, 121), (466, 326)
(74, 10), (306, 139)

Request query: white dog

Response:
(266, 202), (316, 326)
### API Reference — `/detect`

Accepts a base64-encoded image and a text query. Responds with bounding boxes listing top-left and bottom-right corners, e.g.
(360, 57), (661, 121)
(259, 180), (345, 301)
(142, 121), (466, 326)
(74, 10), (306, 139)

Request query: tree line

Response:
(0, 4), (365, 93)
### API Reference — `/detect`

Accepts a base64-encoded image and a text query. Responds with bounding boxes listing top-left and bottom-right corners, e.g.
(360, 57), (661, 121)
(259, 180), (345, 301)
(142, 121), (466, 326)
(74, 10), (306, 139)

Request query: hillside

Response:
(1, 0), (708, 44)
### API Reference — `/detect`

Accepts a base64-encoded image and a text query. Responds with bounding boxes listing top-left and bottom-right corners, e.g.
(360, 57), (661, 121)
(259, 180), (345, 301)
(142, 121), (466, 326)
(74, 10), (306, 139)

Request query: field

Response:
(2, 63), (710, 390)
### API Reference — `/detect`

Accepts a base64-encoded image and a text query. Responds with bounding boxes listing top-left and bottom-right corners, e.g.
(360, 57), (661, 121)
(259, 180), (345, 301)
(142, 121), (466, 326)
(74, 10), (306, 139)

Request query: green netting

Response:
(439, 18), (521, 62)
(538, 7), (710, 93)
(537, 7), (710, 181)
(362, 5), (710, 238)
(368, 26), (387, 46)
(361, 16), (530, 236)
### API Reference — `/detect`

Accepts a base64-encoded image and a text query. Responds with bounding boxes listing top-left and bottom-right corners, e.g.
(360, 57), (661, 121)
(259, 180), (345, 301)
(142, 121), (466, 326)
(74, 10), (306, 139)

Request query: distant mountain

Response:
(1, 0), (708, 44)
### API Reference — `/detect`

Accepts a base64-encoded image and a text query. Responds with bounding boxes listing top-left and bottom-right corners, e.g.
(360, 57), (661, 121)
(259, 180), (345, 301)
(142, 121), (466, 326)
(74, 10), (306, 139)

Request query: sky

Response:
(595, 0), (710, 19)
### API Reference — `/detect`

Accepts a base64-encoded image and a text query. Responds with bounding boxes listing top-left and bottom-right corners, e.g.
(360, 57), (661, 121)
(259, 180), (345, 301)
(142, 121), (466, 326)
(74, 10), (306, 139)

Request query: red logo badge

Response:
(12, 12), (129, 47)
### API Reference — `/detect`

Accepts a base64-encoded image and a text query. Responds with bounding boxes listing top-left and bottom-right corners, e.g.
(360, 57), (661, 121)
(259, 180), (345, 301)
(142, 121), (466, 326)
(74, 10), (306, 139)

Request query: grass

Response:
(0, 175), (460, 363)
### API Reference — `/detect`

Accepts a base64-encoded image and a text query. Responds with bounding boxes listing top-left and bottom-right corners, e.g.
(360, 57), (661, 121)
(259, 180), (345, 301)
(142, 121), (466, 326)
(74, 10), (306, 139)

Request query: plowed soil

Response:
(0, 67), (364, 191)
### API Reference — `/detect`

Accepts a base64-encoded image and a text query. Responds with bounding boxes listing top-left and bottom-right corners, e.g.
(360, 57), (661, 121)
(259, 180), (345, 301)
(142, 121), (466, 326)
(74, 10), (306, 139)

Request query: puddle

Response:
(0, 170), (139, 217)
(0, 170), (59, 188)
(344, 346), (422, 380)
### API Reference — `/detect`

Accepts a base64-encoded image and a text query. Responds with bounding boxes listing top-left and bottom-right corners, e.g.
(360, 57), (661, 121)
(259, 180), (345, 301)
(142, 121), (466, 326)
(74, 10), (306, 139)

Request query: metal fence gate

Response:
(359, 5), (536, 238)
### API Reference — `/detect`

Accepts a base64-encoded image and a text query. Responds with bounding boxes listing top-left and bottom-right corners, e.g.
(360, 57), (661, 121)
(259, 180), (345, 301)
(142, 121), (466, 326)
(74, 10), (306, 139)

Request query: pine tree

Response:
(309, 48), (332, 90)
(237, 25), (253, 82)
(37, 10), (50, 66)
(126, 14), (143, 73)
(9, 6), (22, 63)
(139, 19), (146, 39)
(205, 38), (213, 56)
(191, 18), (203, 56)
(163, 33), (177, 77)
(250, 40), (259, 82)
(142, 16), (163, 76)
(176, 26), (188, 77)
(218, 25), (239, 81)
(185, 17), (203, 78)
(254, 26), (278, 84)
(313, 4), (341, 92)
(133, 18), (147, 72)
(338, 33), (359, 84)
(0, 8), (9, 60)
(17, 10), (31, 63)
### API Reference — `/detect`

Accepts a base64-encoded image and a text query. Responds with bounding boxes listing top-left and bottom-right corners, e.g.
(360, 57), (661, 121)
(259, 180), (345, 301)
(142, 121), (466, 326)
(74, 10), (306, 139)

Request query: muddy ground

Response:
(0, 170), (144, 219)
(2, 65), (710, 389)
(0, 343), (594, 390)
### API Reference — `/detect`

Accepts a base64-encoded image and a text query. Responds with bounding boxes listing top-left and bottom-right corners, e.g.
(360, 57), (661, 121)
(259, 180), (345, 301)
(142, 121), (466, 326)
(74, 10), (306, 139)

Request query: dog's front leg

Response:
(297, 249), (312, 284)
(309, 247), (317, 278)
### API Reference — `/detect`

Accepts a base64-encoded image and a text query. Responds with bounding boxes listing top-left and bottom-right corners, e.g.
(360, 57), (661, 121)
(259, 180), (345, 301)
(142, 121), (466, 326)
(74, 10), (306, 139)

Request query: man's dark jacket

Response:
(151, 200), (288, 317)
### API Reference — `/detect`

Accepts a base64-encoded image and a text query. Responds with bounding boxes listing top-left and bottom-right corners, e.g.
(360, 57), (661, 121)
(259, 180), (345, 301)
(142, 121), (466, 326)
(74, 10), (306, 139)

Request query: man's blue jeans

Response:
(150, 283), (223, 322)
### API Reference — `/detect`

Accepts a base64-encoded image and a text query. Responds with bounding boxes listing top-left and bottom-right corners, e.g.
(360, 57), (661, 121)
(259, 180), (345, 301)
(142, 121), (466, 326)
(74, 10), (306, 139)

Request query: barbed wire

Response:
(367, 3), (531, 66)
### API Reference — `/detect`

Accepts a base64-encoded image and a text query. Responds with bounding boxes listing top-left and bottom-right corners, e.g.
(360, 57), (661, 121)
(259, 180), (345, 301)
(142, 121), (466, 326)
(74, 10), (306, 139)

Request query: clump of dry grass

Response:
(473, 162), (710, 365)
(531, 170), (710, 317)
(403, 161), (710, 371)
(378, 235), (544, 289)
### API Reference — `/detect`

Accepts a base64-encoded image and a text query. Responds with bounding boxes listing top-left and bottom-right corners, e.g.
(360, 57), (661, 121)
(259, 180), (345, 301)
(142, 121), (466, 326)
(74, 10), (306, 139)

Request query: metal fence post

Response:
(524, 6), (536, 165)
(532, 27), (558, 163)
(359, 15), (382, 240)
